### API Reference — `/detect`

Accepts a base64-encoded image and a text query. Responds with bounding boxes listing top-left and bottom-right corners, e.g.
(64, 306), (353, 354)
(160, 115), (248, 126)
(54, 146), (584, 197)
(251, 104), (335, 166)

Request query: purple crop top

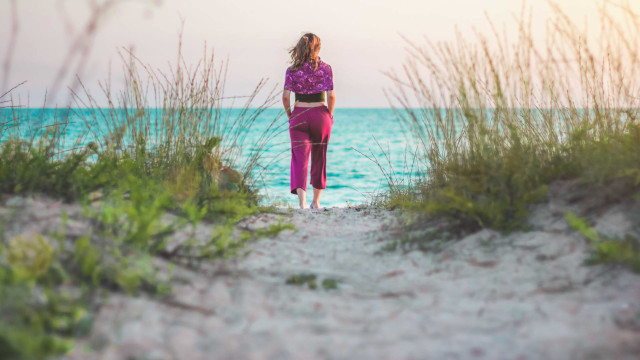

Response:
(284, 59), (333, 94)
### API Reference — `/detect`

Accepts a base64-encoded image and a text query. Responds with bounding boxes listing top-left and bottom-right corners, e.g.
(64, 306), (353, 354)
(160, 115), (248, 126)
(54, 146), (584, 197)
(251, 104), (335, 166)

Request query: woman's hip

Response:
(290, 106), (332, 127)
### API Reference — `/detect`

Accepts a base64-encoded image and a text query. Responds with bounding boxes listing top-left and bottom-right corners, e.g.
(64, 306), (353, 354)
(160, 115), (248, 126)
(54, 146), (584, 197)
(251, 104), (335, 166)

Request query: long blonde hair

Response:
(289, 33), (321, 71)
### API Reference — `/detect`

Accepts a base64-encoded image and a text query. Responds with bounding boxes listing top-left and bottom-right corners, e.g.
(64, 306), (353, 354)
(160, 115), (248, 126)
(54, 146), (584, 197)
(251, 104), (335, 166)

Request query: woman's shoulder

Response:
(286, 60), (331, 75)
(318, 59), (331, 70)
(286, 64), (305, 74)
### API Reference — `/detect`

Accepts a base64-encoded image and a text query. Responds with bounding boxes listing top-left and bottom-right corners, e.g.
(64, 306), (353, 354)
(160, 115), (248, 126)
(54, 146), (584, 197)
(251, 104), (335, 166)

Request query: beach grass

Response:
(0, 40), (284, 358)
(385, 2), (640, 266)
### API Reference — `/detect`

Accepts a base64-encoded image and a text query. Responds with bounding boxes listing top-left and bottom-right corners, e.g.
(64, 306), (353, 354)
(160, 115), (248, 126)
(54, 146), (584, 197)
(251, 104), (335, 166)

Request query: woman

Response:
(283, 33), (336, 209)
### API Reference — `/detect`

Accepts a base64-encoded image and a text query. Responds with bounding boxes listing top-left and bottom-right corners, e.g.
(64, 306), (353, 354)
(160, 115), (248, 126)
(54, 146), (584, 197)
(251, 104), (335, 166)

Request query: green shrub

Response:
(386, 2), (640, 230)
(565, 212), (640, 272)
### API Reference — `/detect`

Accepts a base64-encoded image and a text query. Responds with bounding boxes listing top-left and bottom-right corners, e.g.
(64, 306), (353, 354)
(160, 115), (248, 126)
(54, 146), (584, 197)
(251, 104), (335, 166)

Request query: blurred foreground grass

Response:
(0, 43), (284, 358)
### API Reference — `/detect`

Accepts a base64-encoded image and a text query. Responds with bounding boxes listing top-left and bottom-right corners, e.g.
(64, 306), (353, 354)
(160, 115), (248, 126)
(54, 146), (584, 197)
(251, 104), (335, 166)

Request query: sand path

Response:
(60, 202), (640, 360)
(3, 195), (639, 359)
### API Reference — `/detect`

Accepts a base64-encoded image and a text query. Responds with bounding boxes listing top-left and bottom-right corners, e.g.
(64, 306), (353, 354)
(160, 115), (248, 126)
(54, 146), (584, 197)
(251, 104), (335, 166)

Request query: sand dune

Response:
(3, 191), (640, 359)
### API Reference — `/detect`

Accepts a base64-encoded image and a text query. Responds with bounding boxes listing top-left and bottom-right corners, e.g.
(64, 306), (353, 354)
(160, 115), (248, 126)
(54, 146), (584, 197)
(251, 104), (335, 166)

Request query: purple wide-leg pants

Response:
(289, 106), (333, 194)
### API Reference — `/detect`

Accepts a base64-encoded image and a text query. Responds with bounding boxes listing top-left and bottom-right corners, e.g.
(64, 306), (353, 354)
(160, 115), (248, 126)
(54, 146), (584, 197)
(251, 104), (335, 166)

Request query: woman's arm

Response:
(327, 90), (336, 118)
(282, 90), (292, 118)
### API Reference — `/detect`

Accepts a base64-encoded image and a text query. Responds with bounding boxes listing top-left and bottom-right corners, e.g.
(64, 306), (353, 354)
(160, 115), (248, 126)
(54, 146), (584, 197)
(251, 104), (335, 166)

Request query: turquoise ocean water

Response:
(1, 108), (415, 207)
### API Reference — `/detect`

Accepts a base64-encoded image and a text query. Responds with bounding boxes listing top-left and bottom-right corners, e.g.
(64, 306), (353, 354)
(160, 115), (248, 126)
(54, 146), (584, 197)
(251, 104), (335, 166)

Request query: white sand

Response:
(3, 190), (640, 359)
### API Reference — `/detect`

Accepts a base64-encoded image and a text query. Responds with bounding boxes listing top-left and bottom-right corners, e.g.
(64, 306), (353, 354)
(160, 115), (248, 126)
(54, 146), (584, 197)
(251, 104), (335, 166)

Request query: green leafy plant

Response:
(321, 278), (339, 290)
(565, 212), (640, 272)
(285, 273), (340, 290)
(255, 223), (296, 238)
(7, 234), (54, 279)
(286, 273), (318, 289)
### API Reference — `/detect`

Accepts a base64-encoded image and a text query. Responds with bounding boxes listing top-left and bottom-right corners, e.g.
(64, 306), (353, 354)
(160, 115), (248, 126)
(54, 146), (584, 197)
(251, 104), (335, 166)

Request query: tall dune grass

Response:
(386, 1), (640, 230)
(0, 36), (285, 358)
(71, 43), (280, 185)
(0, 40), (283, 203)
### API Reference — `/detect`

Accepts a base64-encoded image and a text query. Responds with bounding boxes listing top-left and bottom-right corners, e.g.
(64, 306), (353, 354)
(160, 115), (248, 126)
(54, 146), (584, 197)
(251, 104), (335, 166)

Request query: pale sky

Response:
(0, 0), (630, 107)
